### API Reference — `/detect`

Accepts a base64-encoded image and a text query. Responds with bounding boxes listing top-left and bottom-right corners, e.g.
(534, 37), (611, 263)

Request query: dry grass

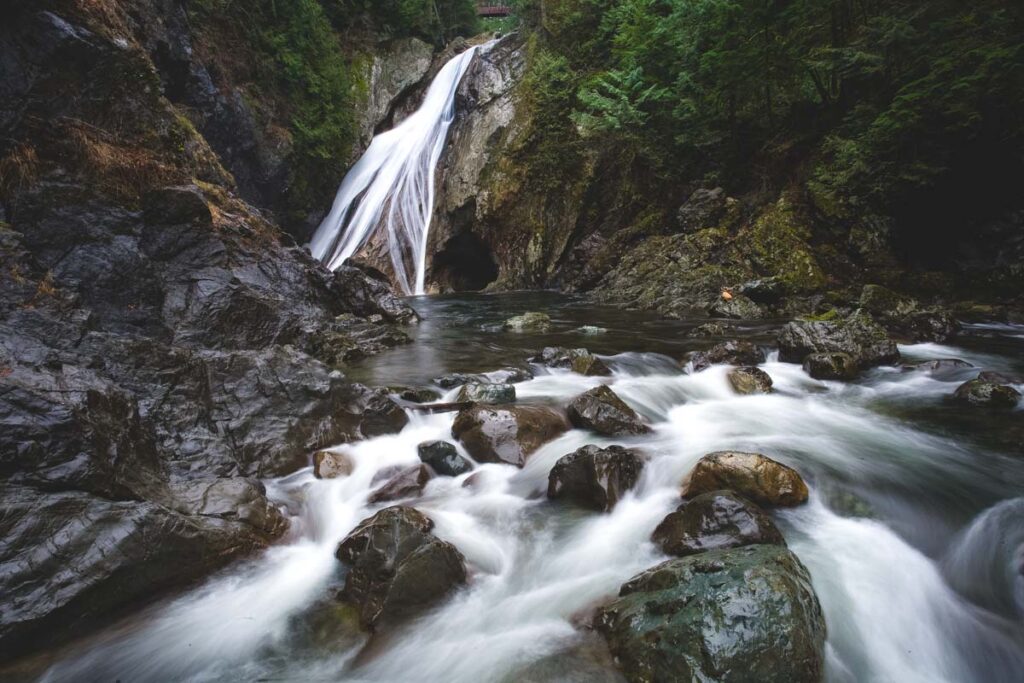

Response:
(64, 120), (177, 200)
(0, 143), (39, 200)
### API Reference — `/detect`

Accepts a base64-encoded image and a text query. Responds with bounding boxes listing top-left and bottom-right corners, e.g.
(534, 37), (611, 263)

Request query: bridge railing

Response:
(477, 2), (512, 17)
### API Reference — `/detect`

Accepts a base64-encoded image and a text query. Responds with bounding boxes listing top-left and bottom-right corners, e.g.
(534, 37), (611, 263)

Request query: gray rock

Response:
(952, 379), (1021, 408)
(504, 311), (552, 332)
(652, 491), (785, 557)
(690, 340), (765, 372)
(727, 366), (773, 394)
(451, 405), (569, 467)
(367, 464), (433, 503)
(778, 311), (900, 368)
(417, 441), (473, 477)
(548, 445), (645, 512)
(803, 352), (859, 380)
(566, 385), (650, 436)
(532, 347), (612, 376)
(455, 382), (516, 404)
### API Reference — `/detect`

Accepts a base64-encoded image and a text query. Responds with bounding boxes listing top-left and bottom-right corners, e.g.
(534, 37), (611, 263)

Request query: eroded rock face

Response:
(417, 441), (473, 477)
(335, 507), (466, 630)
(596, 545), (826, 683)
(690, 340), (765, 372)
(778, 312), (899, 369)
(652, 491), (785, 557)
(952, 379), (1021, 408)
(451, 405), (569, 467)
(727, 366), (773, 394)
(566, 385), (650, 436)
(682, 452), (809, 507)
(803, 352), (859, 380)
(547, 445), (645, 512)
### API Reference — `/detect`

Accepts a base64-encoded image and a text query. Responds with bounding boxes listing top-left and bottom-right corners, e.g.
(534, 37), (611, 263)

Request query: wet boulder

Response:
(690, 340), (765, 372)
(454, 382), (516, 404)
(367, 464), (433, 504)
(682, 452), (809, 507)
(803, 352), (859, 380)
(451, 405), (569, 467)
(566, 385), (650, 436)
(778, 311), (899, 369)
(433, 372), (478, 389)
(484, 366), (535, 384)
(547, 445), (645, 512)
(358, 389), (410, 437)
(689, 321), (736, 338)
(859, 284), (959, 343)
(504, 311), (552, 332)
(314, 450), (355, 479)
(335, 506), (466, 630)
(396, 386), (442, 403)
(531, 347), (612, 377)
(596, 545), (825, 683)
(652, 491), (785, 557)
(417, 441), (473, 477)
(727, 366), (773, 394)
(952, 379), (1021, 409)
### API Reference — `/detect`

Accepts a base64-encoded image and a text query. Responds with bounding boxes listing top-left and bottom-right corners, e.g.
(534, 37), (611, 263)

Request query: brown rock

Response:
(314, 450), (355, 479)
(682, 452), (809, 507)
(451, 405), (569, 467)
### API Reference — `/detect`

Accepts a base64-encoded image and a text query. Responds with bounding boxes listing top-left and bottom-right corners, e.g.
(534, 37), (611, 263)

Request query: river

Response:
(36, 293), (1024, 682)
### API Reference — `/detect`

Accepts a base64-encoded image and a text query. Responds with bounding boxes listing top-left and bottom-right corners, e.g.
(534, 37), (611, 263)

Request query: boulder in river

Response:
(690, 340), (765, 372)
(504, 311), (552, 332)
(778, 311), (899, 368)
(451, 405), (569, 467)
(682, 451), (809, 507)
(547, 445), (646, 512)
(566, 385), (650, 436)
(396, 387), (442, 403)
(952, 379), (1021, 408)
(803, 352), (859, 380)
(727, 366), (774, 394)
(689, 321), (736, 338)
(454, 382), (516, 404)
(358, 389), (410, 437)
(417, 441), (473, 477)
(336, 506), (465, 630)
(314, 450), (355, 479)
(652, 491), (785, 557)
(859, 284), (960, 343)
(531, 347), (612, 376)
(596, 545), (826, 683)
(367, 464), (433, 503)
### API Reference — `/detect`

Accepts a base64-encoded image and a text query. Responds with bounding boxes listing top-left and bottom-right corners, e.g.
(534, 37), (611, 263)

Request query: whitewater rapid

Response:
(310, 42), (491, 295)
(40, 330), (1024, 682)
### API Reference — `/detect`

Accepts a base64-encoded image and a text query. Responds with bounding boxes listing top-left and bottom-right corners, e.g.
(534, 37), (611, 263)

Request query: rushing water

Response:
(309, 43), (489, 295)
(33, 293), (1024, 682)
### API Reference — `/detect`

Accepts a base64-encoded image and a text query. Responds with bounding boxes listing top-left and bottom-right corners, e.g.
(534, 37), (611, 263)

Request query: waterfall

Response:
(309, 43), (488, 295)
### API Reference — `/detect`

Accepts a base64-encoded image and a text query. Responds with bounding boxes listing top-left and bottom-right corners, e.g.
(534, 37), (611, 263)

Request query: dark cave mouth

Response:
(430, 232), (499, 292)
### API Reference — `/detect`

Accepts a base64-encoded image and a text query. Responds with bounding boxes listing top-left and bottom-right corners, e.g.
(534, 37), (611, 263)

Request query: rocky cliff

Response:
(0, 0), (429, 658)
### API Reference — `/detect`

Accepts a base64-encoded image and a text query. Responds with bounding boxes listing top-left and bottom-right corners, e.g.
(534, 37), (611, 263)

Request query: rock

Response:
(531, 347), (611, 376)
(454, 382), (516, 404)
(434, 372), (478, 389)
(367, 464), (433, 503)
(859, 284), (917, 317)
(727, 366), (773, 394)
(451, 405), (569, 467)
(778, 311), (900, 368)
(709, 293), (765, 320)
(547, 445), (645, 512)
(501, 633), (626, 683)
(858, 284), (959, 343)
(314, 450), (355, 479)
(576, 325), (607, 335)
(596, 545), (826, 683)
(952, 379), (1021, 408)
(803, 352), (859, 380)
(566, 385), (650, 436)
(651, 491), (785, 557)
(335, 506), (465, 630)
(396, 387), (441, 403)
(359, 389), (410, 437)
(676, 187), (729, 233)
(690, 340), (765, 372)
(689, 321), (736, 338)
(484, 366), (534, 384)
(682, 452), (809, 507)
(977, 370), (1023, 384)
(504, 311), (552, 332)
(417, 441), (473, 477)
(167, 477), (288, 538)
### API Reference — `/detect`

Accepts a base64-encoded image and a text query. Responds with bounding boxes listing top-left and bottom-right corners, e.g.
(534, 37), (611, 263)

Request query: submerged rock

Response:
(952, 379), (1021, 408)
(417, 441), (473, 477)
(531, 347), (612, 376)
(314, 450), (355, 479)
(596, 545), (826, 683)
(576, 325), (608, 335)
(451, 405), (569, 467)
(454, 382), (516, 404)
(547, 445), (645, 512)
(682, 451), (809, 507)
(803, 352), (859, 380)
(690, 340), (765, 372)
(367, 464), (433, 503)
(504, 311), (552, 332)
(336, 506), (465, 630)
(778, 311), (899, 369)
(566, 385), (650, 436)
(727, 366), (773, 394)
(652, 491), (785, 557)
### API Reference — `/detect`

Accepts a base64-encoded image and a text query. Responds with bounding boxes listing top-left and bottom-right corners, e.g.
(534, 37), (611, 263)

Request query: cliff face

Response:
(0, 0), (426, 658)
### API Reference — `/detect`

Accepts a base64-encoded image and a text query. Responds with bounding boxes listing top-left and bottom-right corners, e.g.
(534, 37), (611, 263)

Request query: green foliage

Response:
(573, 67), (668, 139)
(330, 0), (479, 44)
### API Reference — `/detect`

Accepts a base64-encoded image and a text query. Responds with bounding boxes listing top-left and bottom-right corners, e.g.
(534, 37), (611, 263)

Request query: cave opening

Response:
(430, 232), (498, 291)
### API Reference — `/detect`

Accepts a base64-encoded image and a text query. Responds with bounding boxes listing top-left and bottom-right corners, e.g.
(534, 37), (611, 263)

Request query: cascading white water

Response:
(309, 43), (489, 295)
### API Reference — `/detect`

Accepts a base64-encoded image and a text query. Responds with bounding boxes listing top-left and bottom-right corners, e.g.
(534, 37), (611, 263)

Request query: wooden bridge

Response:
(477, 2), (512, 17)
